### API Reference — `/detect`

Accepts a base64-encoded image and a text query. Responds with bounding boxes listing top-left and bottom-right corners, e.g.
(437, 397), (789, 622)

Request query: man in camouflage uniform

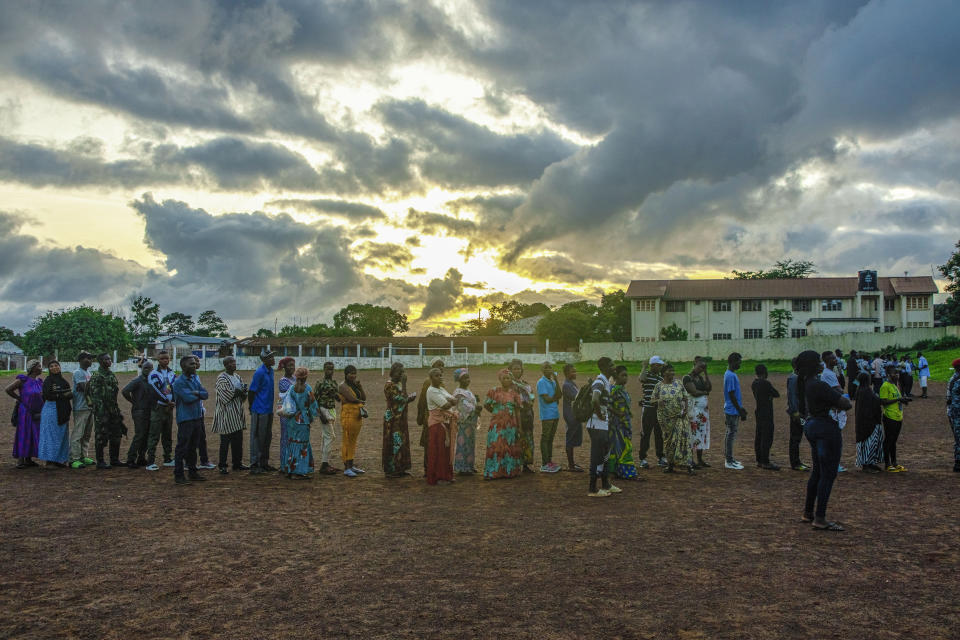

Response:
(87, 352), (126, 469)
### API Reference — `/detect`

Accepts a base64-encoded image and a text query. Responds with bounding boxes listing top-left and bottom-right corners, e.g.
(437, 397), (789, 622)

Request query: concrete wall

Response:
(581, 325), (960, 363)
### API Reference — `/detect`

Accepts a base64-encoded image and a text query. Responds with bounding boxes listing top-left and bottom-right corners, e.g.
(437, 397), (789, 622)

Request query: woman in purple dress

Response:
(5, 359), (44, 468)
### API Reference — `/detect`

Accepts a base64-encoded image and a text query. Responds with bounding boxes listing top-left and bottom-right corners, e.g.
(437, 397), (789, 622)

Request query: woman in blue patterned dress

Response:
(38, 360), (72, 466)
(453, 368), (480, 474)
(276, 357), (296, 471)
(608, 365), (639, 479)
(278, 367), (318, 479)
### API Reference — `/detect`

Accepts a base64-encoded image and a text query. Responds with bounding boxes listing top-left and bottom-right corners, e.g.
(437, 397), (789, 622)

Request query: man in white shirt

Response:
(917, 352), (930, 399)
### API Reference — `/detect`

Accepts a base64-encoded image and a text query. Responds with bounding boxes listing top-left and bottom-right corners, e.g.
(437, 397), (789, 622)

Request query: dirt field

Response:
(1, 366), (958, 639)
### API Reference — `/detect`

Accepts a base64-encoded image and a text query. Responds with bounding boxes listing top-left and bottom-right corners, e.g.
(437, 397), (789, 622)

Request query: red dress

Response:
(426, 408), (456, 485)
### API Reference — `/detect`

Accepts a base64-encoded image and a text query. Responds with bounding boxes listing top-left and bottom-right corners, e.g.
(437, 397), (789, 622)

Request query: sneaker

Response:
(343, 468), (358, 477)
(724, 460), (744, 470)
(351, 466), (365, 474)
(198, 462), (216, 470)
(791, 463), (810, 471)
(70, 460), (85, 469)
(96, 461), (111, 470)
(162, 460), (175, 467)
(145, 463), (160, 471)
(638, 459), (650, 469)
(760, 462), (781, 471)
(540, 463), (561, 473)
(606, 484), (622, 494)
(588, 489), (611, 497)
(895, 464), (907, 472)
(837, 465), (847, 473)
(657, 457), (668, 467)
(219, 466), (229, 475)
(81, 457), (95, 466)
(174, 476), (190, 485)
(886, 465), (899, 473)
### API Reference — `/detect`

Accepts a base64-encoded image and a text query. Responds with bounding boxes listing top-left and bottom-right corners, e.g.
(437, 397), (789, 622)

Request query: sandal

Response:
(801, 513), (814, 523)
(568, 464), (585, 472)
(812, 521), (845, 531)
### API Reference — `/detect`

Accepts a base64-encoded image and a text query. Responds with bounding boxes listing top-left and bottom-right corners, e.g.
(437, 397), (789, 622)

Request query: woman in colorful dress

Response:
(276, 357), (296, 472)
(483, 368), (525, 480)
(5, 359), (44, 469)
(453, 368), (480, 474)
(212, 356), (247, 474)
(607, 365), (638, 479)
(425, 368), (457, 485)
(682, 357), (712, 467)
(510, 359), (536, 473)
(339, 365), (366, 477)
(854, 372), (885, 473)
(279, 367), (319, 479)
(652, 364), (695, 474)
(38, 360), (72, 467)
(382, 362), (414, 478)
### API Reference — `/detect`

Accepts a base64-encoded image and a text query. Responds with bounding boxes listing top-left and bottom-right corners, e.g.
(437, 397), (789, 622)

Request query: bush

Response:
(910, 335), (960, 352)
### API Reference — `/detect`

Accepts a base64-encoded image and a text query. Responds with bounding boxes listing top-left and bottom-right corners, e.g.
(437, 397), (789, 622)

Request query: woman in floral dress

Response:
(607, 365), (638, 479)
(452, 368), (480, 474)
(682, 357), (712, 468)
(382, 362), (413, 478)
(652, 364), (695, 474)
(483, 368), (524, 480)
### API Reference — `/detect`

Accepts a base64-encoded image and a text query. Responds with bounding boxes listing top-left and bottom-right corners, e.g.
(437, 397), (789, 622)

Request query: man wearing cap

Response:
(638, 356), (667, 468)
(69, 351), (96, 468)
(145, 351), (176, 470)
(87, 352), (126, 469)
(947, 358), (960, 472)
(248, 350), (276, 474)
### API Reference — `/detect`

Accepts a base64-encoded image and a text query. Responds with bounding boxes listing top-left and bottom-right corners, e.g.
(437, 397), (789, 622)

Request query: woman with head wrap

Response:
(276, 356), (296, 471)
(278, 367), (318, 478)
(38, 360), (73, 467)
(5, 358), (44, 468)
(947, 358), (960, 473)
(796, 349), (852, 531)
(339, 365), (367, 477)
(854, 372), (885, 473)
(452, 368), (480, 474)
(425, 367), (457, 485)
(382, 362), (414, 478)
(482, 368), (525, 480)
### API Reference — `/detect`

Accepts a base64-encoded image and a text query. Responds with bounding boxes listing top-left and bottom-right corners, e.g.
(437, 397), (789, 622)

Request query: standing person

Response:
(276, 357), (296, 474)
(425, 368), (457, 486)
(172, 355), (208, 484)
(796, 350), (852, 531)
(917, 352), (930, 399)
(586, 357), (620, 496)
(638, 356), (667, 468)
(6, 359), (43, 469)
(145, 351), (176, 470)
(452, 368), (479, 475)
(482, 368), (525, 480)
(212, 356), (247, 475)
(723, 352), (747, 470)
(751, 364), (781, 470)
(947, 358), (960, 472)
(820, 351), (849, 473)
(561, 364), (584, 472)
(871, 354), (885, 393)
(652, 364), (695, 474)
(899, 355), (915, 398)
(536, 362), (563, 473)
(845, 350), (860, 398)
(279, 367), (318, 479)
(87, 353), (126, 469)
(510, 359), (536, 473)
(854, 372), (885, 473)
(382, 362), (414, 478)
(880, 365), (910, 472)
(339, 365), (366, 477)
(314, 362), (341, 475)
(121, 360), (154, 468)
(417, 359), (445, 473)
(38, 360), (72, 467)
(69, 351), (96, 469)
(607, 365), (639, 480)
(247, 350), (276, 475)
(785, 358), (809, 471)
(682, 357), (712, 468)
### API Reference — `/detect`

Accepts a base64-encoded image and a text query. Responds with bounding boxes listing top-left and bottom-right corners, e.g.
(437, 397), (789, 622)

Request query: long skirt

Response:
(662, 413), (692, 466)
(453, 416), (477, 473)
(856, 423), (885, 468)
(13, 404), (41, 459)
(38, 402), (70, 464)
(282, 422), (314, 476)
(519, 411), (535, 465)
(689, 395), (711, 450)
(426, 423), (453, 485)
(278, 416), (290, 470)
(484, 423), (524, 480)
(607, 420), (638, 479)
(340, 404), (363, 465)
(382, 415), (412, 476)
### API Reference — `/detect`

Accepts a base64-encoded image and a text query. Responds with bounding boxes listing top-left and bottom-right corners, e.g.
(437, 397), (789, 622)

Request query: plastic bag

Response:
(281, 393), (297, 417)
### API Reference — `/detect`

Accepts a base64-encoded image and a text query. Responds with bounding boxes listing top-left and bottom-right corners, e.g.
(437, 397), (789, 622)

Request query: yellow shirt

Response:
(879, 381), (903, 421)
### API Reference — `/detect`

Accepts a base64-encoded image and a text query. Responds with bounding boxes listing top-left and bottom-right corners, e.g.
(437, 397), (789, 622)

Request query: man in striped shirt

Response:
(638, 356), (667, 468)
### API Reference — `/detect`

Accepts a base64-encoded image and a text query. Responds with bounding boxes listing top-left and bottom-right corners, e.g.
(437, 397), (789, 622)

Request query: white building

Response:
(626, 274), (937, 342)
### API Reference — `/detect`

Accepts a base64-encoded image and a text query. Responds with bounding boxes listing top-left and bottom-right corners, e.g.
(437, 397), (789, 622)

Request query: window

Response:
(712, 333), (732, 340)
(884, 326), (896, 333)
(821, 299), (843, 311)
(635, 336), (656, 343)
(694, 333), (700, 339)
(665, 300), (685, 312)
(907, 321), (930, 328)
(874, 327), (881, 333)
(791, 299), (811, 312)
(884, 298), (896, 311)
(906, 296), (929, 310)
(743, 328), (763, 339)
(636, 299), (656, 312)
(790, 328), (807, 338)
(712, 300), (731, 312)
(741, 300), (762, 312)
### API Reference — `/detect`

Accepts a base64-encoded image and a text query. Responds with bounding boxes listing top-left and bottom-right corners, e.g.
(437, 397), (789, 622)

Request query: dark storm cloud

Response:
(267, 198), (386, 221)
(509, 254), (621, 285)
(404, 209), (479, 237)
(418, 268), (478, 320)
(357, 242), (414, 269)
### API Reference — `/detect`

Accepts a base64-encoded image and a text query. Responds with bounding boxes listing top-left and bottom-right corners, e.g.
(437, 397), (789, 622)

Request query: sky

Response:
(1, 0), (958, 335)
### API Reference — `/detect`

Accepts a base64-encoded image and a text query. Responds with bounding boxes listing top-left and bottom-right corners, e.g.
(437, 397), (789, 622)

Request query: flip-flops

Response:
(567, 464), (585, 472)
(812, 521), (845, 532)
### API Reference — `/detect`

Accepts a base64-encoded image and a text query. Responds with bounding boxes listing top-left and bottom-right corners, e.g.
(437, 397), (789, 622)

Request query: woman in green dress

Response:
(652, 364), (695, 474)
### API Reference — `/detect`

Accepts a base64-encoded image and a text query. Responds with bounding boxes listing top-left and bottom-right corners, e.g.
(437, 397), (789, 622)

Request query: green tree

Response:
(659, 322), (688, 341)
(23, 306), (133, 360)
(536, 309), (597, 346)
(254, 328), (276, 338)
(769, 308), (793, 338)
(127, 295), (161, 351)
(277, 323), (354, 337)
(731, 259), (817, 280)
(196, 309), (229, 337)
(593, 290), (631, 341)
(489, 300), (549, 324)
(557, 300), (599, 315)
(161, 312), (194, 335)
(0, 326), (17, 344)
(333, 303), (409, 337)
(938, 240), (960, 325)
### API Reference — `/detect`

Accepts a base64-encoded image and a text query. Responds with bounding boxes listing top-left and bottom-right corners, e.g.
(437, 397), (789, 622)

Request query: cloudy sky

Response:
(1, 0), (958, 335)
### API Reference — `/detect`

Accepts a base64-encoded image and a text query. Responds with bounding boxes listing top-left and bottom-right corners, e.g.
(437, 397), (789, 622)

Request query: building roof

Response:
(158, 334), (230, 345)
(0, 340), (24, 355)
(626, 276), (937, 301)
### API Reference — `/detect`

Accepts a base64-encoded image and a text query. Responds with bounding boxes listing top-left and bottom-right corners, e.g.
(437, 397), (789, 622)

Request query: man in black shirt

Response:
(751, 364), (780, 470)
(122, 360), (154, 468)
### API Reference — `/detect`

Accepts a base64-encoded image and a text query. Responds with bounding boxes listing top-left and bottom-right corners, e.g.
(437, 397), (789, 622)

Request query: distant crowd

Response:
(7, 346), (960, 531)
